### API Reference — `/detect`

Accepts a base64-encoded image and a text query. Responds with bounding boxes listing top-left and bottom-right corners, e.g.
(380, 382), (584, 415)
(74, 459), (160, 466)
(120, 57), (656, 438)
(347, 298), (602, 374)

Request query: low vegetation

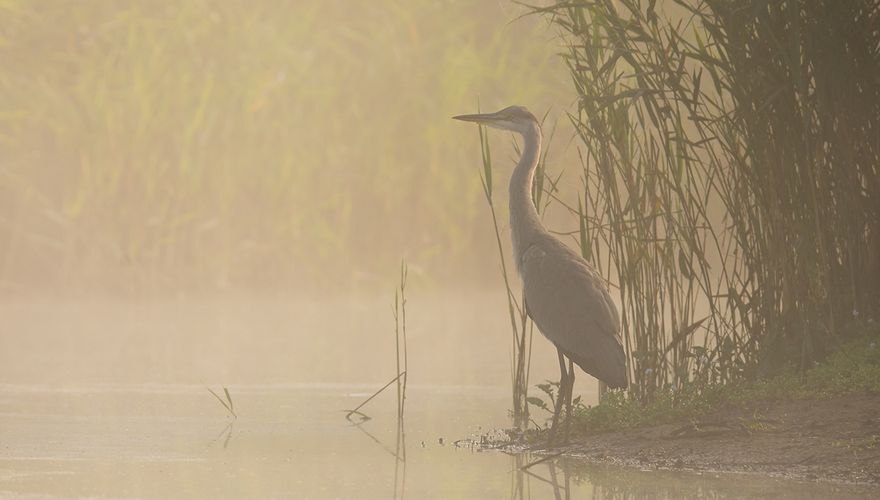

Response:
(528, 322), (879, 435)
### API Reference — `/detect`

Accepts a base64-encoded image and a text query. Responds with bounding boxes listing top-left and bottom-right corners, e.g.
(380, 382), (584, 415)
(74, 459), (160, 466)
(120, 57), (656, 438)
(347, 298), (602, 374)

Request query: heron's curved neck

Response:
(510, 123), (545, 269)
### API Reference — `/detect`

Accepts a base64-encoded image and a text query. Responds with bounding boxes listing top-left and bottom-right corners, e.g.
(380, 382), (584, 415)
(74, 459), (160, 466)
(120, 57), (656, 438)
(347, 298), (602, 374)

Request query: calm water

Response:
(2, 384), (878, 499)
(1, 297), (877, 498)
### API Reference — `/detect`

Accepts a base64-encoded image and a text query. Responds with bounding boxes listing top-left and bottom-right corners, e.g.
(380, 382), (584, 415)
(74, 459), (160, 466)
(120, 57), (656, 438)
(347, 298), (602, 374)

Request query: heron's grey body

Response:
(520, 237), (627, 388)
(454, 105), (628, 391)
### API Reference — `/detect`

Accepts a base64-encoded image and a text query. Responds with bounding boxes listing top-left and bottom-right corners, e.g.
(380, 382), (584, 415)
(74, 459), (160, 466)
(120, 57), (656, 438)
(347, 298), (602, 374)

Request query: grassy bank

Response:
(530, 323), (880, 436)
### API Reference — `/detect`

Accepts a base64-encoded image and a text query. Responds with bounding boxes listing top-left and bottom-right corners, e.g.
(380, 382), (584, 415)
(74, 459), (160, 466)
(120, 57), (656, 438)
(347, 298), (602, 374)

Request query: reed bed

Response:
(392, 261), (408, 498)
(393, 260), (408, 461)
(530, 0), (880, 399)
(344, 262), (409, 427)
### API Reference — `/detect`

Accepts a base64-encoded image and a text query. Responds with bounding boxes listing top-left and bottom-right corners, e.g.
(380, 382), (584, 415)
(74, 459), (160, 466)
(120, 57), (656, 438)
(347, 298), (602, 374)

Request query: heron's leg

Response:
(562, 359), (575, 444)
(547, 349), (567, 445)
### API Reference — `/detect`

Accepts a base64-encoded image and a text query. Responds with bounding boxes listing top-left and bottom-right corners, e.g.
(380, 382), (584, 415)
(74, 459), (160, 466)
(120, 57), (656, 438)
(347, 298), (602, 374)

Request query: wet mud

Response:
(539, 395), (880, 485)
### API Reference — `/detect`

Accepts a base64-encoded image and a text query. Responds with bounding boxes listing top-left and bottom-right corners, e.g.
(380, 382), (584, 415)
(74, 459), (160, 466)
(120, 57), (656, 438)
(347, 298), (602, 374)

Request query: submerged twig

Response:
(344, 371), (406, 422)
(206, 386), (237, 419)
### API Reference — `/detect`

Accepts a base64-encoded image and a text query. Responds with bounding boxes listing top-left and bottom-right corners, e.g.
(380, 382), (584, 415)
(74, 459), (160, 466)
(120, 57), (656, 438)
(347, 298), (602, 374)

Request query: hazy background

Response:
(0, 0), (586, 296)
(0, 1), (591, 391)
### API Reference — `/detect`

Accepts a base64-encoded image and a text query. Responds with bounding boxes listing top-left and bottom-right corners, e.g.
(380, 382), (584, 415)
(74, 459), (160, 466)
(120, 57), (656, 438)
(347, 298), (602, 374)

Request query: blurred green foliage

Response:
(0, 0), (571, 294)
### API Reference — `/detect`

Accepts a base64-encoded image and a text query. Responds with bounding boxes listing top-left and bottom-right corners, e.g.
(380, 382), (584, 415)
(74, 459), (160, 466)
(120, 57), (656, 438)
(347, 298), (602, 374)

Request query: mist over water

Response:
(1, 292), (576, 390)
(0, 2), (591, 492)
(4, 295), (879, 498)
(2, 1), (878, 498)
(0, 0), (581, 295)
(2, 296), (875, 499)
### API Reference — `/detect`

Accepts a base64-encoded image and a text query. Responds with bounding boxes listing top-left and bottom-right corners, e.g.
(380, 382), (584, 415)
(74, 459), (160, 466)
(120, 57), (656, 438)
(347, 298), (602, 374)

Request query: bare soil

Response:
(544, 395), (880, 485)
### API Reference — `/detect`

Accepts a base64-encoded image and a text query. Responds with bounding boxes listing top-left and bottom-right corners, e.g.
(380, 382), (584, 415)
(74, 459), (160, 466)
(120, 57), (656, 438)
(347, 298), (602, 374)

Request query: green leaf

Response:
(223, 387), (234, 412)
(526, 397), (548, 410)
(577, 197), (591, 262)
(678, 248), (692, 279)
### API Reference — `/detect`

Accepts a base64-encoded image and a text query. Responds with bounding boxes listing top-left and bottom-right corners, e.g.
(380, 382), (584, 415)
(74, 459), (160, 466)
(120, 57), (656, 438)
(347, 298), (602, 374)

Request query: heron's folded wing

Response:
(521, 240), (627, 388)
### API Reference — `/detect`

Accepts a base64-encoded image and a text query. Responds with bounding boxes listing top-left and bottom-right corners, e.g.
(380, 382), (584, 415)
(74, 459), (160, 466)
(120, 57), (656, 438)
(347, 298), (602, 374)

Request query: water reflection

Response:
(346, 393), (407, 498)
(0, 384), (877, 498)
(507, 452), (879, 499)
(1, 297), (878, 499)
(348, 418), (407, 498)
(208, 420), (235, 450)
(393, 438), (406, 500)
(512, 453), (572, 500)
(511, 454), (560, 499)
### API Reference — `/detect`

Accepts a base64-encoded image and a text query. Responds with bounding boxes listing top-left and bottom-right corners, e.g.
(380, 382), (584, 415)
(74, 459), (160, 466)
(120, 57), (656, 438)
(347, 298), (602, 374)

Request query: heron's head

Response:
(453, 105), (538, 135)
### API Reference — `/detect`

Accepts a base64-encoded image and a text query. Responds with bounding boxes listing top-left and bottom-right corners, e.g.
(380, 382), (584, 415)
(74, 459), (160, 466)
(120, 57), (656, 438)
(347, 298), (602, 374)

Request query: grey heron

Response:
(454, 105), (627, 441)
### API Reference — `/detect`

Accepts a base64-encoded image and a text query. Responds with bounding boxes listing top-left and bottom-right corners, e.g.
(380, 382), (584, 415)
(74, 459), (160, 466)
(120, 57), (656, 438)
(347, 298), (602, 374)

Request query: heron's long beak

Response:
(452, 111), (499, 123)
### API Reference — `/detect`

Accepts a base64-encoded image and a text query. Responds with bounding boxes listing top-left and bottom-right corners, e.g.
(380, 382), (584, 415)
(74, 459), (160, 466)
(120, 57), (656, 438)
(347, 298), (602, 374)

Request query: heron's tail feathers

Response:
(568, 336), (628, 389)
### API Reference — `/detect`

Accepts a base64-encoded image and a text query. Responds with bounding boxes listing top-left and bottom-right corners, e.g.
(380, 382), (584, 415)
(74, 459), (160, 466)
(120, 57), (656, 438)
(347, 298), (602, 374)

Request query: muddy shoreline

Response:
(521, 395), (880, 485)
